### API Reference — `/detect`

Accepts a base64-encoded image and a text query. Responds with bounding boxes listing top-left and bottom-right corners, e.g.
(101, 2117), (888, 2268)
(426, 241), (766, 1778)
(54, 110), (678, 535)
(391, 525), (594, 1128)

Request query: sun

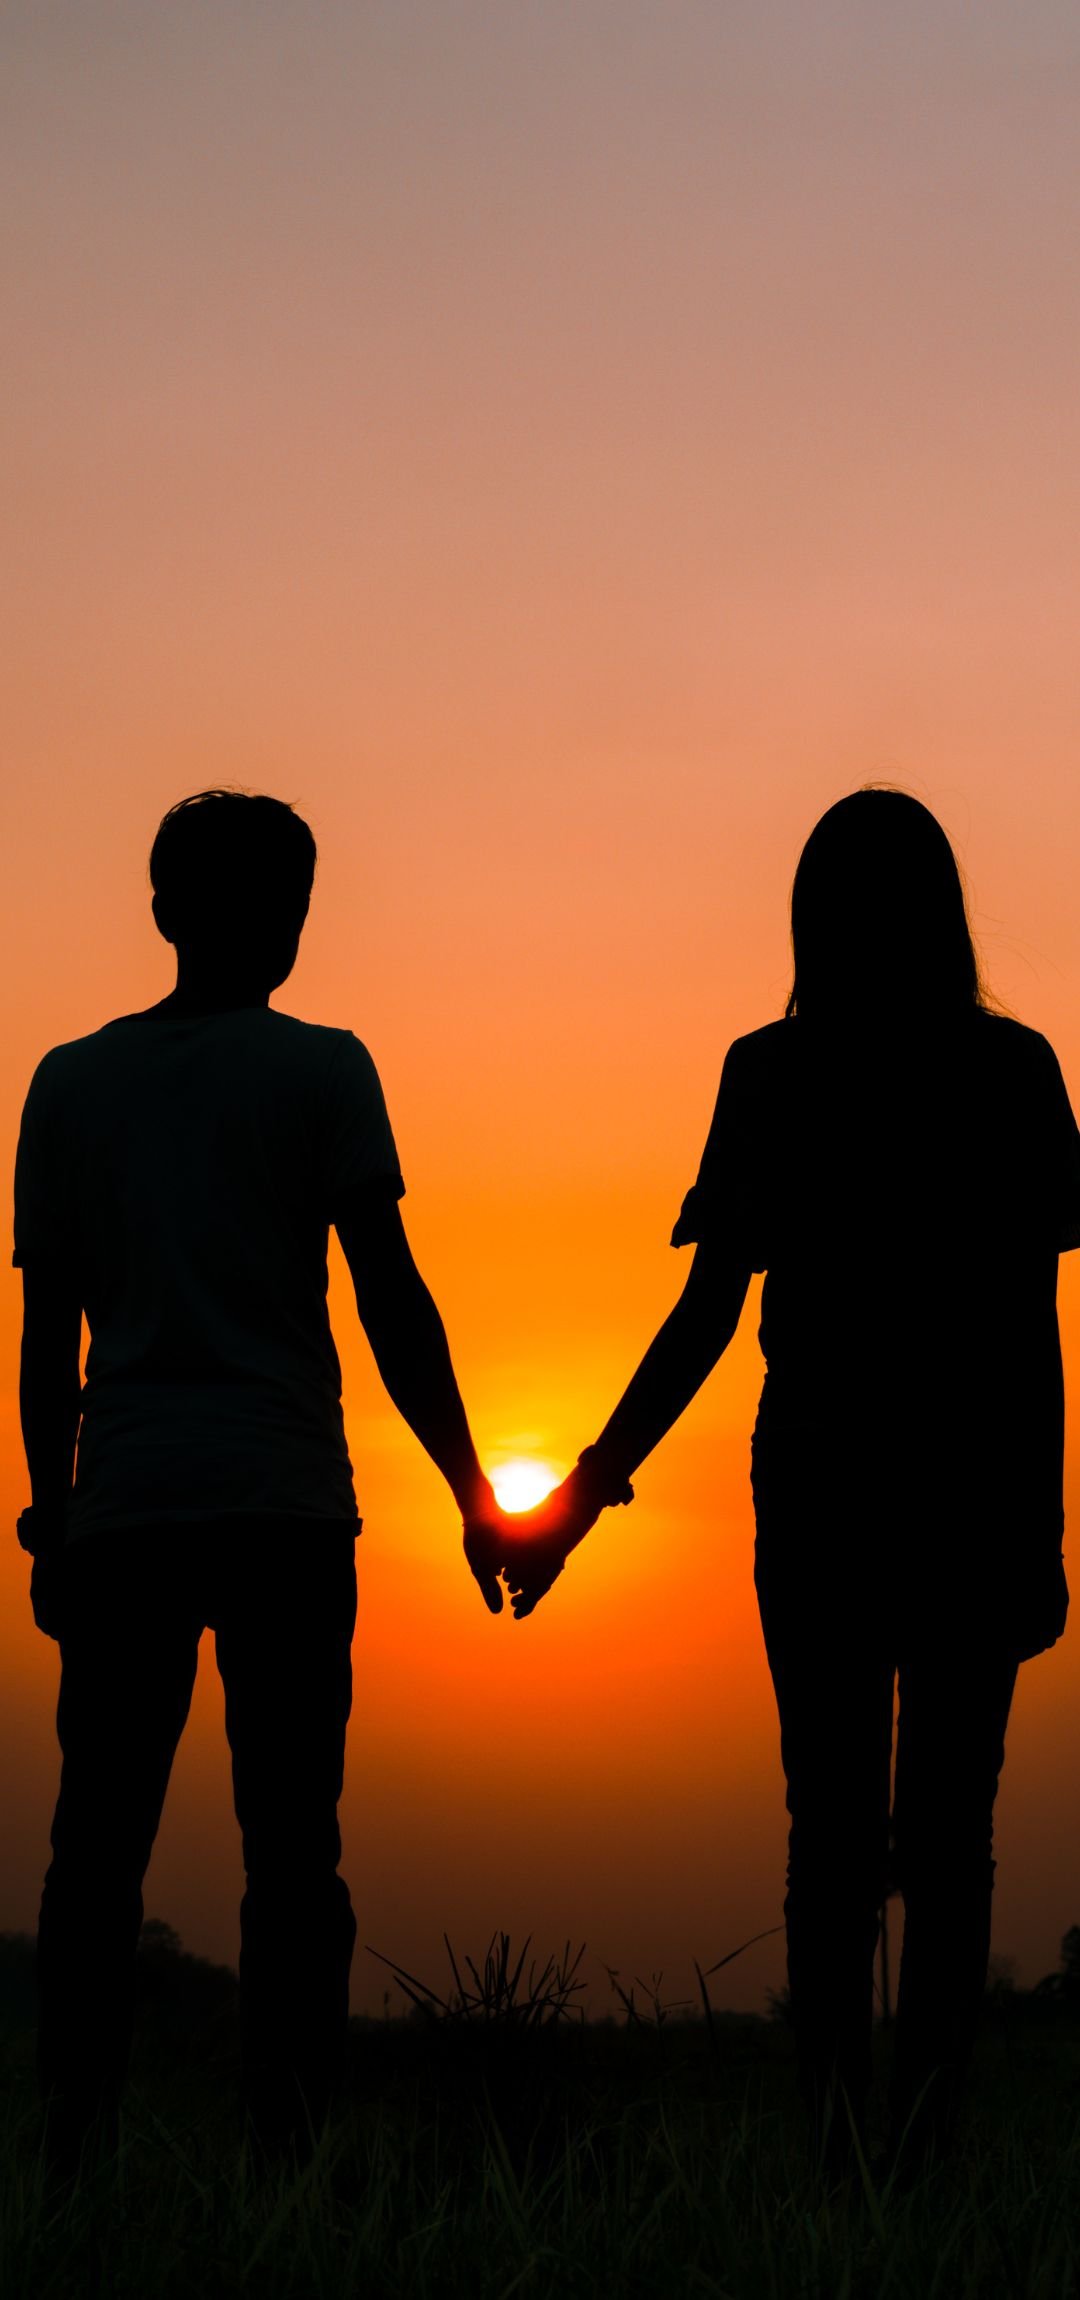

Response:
(490, 1458), (561, 1515)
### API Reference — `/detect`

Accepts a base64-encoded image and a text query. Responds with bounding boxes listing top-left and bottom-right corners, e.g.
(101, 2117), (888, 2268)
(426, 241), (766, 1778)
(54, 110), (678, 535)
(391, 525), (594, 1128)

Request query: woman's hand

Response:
(499, 1465), (612, 1619)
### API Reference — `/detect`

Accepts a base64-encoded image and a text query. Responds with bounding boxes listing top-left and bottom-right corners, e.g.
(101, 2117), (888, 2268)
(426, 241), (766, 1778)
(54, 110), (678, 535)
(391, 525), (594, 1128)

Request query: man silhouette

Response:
(14, 789), (508, 2163)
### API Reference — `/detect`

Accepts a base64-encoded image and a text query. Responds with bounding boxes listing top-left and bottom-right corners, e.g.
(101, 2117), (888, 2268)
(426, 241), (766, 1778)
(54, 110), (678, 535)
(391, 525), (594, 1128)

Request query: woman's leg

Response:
(889, 1649), (1017, 2156)
(759, 1603), (895, 2156)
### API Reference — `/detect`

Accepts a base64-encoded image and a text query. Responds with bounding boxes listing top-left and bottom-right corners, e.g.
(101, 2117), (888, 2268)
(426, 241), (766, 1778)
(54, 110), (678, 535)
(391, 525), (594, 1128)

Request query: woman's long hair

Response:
(785, 789), (985, 1023)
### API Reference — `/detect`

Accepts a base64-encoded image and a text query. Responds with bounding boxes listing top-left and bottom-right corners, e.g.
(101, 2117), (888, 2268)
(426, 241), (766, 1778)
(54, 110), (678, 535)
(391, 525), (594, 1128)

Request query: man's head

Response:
(150, 790), (317, 993)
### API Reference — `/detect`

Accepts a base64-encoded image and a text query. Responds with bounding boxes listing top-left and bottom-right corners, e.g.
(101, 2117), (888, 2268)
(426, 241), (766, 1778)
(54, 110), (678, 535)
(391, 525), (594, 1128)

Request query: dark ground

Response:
(4, 1923), (1080, 2298)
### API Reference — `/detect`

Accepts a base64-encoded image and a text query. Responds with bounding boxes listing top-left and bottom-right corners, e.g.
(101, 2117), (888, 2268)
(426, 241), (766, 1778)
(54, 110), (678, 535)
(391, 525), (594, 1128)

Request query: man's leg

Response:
(214, 1522), (358, 2147)
(37, 1532), (201, 2165)
(889, 1648), (1017, 2158)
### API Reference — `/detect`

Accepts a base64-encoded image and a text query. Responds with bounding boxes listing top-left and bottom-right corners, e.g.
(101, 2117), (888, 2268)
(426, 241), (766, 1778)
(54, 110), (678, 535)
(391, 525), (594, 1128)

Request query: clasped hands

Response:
(462, 1451), (634, 1619)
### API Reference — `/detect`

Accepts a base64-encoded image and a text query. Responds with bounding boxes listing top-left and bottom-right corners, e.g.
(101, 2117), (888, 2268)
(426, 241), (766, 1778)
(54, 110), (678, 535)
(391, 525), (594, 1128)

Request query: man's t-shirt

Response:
(13, 1007), (404, 1538)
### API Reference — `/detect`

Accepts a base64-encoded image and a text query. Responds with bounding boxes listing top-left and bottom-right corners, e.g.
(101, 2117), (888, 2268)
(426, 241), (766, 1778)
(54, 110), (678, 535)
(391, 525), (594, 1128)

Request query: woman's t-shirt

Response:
(672, 1011), (1080, 1648)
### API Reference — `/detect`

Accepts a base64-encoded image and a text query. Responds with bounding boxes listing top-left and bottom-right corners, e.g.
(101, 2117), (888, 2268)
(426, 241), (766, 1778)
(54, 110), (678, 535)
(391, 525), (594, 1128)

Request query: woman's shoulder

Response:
(721, 1019), (791, 1077)
(704, 1024), (792, 1121)
(716, 1009), (1066, 1092)
(971, 1008), (1062, 1075)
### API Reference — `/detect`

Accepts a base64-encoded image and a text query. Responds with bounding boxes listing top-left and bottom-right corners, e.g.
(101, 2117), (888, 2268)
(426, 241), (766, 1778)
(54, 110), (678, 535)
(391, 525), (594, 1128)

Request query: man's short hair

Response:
(150, 790), (317, 938)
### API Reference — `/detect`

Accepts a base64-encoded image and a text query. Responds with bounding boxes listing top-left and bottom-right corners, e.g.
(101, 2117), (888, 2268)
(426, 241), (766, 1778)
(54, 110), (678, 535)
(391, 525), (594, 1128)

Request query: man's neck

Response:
(155, 976), (274, 1018)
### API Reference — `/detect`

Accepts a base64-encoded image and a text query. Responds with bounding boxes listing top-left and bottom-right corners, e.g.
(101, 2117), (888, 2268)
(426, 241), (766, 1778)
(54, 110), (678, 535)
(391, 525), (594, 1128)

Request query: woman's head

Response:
(786, 789), (983, 1023)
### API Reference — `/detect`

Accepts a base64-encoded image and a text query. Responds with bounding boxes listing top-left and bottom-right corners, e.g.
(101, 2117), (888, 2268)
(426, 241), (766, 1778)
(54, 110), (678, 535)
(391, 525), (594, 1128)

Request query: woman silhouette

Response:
(508, 790), (1080, 2164)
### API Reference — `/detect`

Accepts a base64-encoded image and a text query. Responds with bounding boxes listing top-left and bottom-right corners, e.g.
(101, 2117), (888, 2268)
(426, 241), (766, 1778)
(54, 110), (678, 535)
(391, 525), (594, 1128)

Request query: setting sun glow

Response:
(490, 1460), (561, 1515)
(6, 0), (1080, 2027)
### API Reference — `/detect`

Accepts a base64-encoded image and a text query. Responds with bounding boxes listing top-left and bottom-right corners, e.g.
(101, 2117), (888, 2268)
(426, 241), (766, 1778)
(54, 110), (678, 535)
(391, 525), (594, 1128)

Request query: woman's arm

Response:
(587, 1240), (752, 1486)
(504, 1241), (752, 1615)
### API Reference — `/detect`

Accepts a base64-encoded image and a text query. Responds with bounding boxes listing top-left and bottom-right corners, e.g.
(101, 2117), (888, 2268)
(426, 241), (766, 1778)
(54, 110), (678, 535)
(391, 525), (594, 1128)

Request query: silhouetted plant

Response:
(1061, 1927), (1080, 1986)
(1034, 1926), (1080, 1997)
(366, 1932), (587, 2030)
(693, 1924), (786, 2055)
(604, 1967), (694, 2030)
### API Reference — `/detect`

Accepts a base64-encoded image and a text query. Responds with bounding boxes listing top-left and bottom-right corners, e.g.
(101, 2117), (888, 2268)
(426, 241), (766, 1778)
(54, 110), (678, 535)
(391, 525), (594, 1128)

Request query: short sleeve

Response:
(323, 1034), (405, 1219)
(13, 1054), (76, 1270)
(671, 1037), (765, 1267)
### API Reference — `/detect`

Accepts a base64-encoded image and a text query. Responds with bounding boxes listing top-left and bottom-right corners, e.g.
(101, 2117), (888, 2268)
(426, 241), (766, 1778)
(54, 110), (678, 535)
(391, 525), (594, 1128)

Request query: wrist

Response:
(456, 1460), (493, 1520)
(17, 1501), (67, 1558)
(576, 1444), (634, 1510)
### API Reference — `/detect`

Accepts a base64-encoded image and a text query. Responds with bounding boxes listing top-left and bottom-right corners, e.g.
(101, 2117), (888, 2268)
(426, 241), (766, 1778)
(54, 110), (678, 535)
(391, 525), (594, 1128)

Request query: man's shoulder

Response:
(263, 1010), (363, 1054)
(28, 1009), (377, 1078)
(264, 1011), (383, 1084)
(139, 1010), (386, 1109)
(25, 1017), (133, 1098)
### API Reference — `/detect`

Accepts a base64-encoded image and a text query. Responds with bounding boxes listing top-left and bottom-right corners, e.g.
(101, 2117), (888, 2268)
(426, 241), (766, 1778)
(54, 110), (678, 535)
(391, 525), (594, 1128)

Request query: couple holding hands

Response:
(16, 782), (1080, 2174)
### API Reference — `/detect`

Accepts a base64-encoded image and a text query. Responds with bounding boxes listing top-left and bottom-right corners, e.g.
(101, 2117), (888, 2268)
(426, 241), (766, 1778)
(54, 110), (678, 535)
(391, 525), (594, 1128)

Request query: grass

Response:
(4, 1930), (1080, 2298)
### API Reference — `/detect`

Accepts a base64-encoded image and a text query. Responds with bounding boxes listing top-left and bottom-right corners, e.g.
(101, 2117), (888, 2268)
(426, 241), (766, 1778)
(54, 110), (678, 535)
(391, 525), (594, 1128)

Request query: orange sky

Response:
(4, 2), (1080, 2013)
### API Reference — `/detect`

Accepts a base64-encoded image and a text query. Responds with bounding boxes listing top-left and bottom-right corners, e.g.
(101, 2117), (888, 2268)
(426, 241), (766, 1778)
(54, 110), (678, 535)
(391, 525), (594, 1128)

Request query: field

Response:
(3, 1927), (1080, 2299)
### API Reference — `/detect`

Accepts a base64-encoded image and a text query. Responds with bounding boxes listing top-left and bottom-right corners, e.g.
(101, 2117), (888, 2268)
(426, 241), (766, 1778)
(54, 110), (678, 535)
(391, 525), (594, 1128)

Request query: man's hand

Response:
(463, 1454), (634, 1619)
(29, 1552), (65, 1639)
(499, 1466), (608, 1620)
(17, 1505), (67, 1640)
(462, 1479), (514, 1614)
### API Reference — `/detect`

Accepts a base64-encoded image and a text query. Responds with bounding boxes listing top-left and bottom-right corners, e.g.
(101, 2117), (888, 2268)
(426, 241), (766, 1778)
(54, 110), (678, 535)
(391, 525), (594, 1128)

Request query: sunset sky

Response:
(4, 1), (1080, 2014)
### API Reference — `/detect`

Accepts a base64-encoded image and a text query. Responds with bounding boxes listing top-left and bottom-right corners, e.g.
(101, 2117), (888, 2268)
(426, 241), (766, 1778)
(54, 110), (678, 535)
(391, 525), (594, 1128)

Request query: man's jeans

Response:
(37, 1516), (358, 2148)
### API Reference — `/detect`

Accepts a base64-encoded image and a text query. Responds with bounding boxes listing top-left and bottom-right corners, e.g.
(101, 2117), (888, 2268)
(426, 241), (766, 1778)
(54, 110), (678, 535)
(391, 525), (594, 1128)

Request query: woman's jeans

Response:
(37, 1517), (358, 2151)
(752, 1426), (1017, 2155)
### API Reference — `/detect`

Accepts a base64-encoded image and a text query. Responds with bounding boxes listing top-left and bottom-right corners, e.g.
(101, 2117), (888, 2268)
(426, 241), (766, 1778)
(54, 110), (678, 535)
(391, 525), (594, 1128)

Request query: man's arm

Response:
(504, 1240), (752, 1615)
(334, 1191), (505, 1610)
(19, 1265), (83, 1544)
